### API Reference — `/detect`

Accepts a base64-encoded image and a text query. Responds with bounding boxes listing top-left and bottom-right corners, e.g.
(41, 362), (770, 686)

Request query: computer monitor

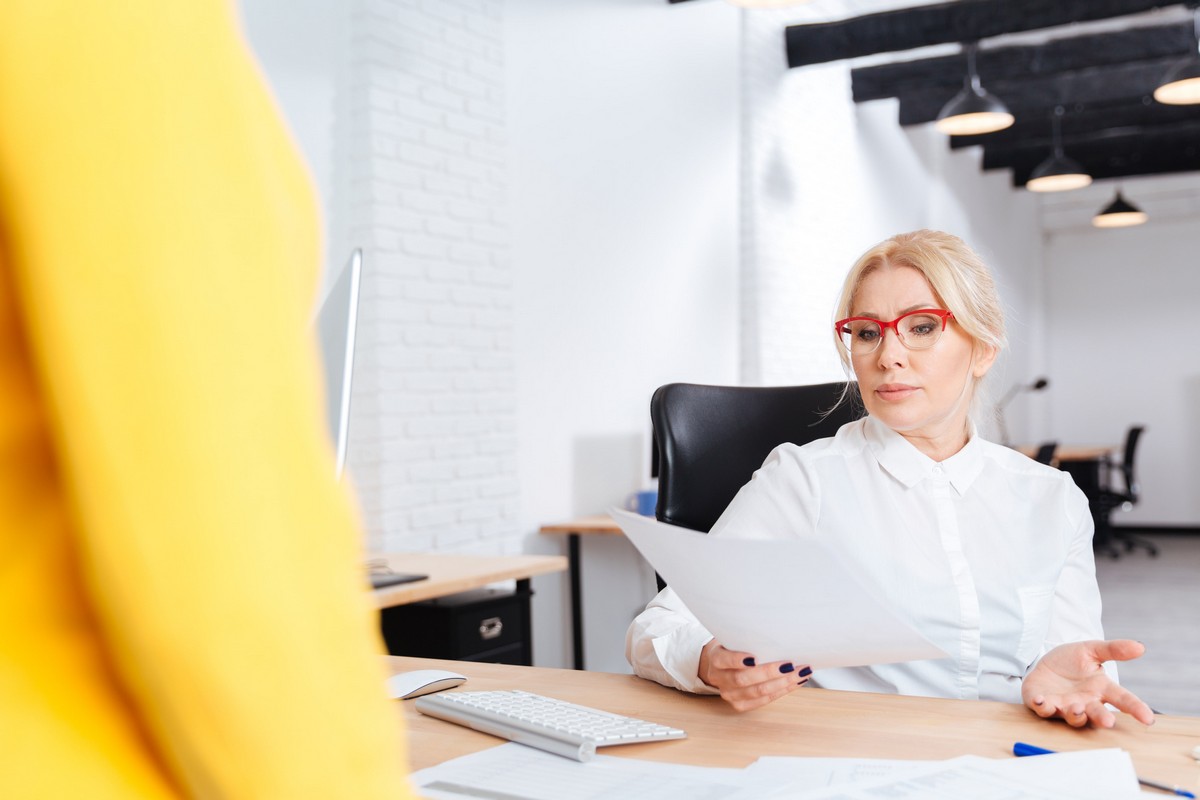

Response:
(316, 250), (426, 589)
(315, 248), (362, 480)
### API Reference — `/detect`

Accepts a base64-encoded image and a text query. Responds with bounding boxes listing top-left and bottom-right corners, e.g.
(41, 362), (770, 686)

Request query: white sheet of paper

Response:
(759, 752), (1142, 800)
(410, 743), (753, 800)
(612, 508), (946, 667)
(741, 751), (1141, 799)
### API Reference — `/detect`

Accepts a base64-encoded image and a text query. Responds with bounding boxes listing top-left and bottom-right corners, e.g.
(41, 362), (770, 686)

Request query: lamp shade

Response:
(1026, 153), (1092, 192)
(1153, 54), (1200, 104)
(1092, 192), (1148, 228)
(935, 85), (1015, 135)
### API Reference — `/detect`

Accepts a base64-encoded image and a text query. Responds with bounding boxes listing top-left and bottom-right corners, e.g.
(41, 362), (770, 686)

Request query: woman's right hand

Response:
(698, 640), (811, 712)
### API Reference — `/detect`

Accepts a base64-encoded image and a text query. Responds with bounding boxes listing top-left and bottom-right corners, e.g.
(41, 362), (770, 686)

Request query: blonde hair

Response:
(833, 230), (1007, 413)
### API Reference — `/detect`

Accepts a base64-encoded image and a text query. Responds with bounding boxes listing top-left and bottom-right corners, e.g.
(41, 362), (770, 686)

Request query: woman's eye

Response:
(856, 327), (879, 341)
(905, 315), (939, 336)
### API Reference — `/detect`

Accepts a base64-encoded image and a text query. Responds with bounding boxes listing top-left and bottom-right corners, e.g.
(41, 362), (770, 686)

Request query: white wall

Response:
(1044, 216), (1200, 526)
(506, 0), (741, 671)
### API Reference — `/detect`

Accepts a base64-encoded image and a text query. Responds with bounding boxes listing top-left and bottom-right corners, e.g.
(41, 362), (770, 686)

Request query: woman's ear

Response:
(972, 343), (998, 378)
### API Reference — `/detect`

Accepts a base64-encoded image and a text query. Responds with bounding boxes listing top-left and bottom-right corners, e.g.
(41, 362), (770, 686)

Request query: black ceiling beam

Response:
(983, 117), (1200, 166)
(893, 58), (1182, 126)
(949, 101), (1200, 151)
(787, 0), (1187, 68)
(988, 123), (1200, 185)
(852, 23), (1195, 103)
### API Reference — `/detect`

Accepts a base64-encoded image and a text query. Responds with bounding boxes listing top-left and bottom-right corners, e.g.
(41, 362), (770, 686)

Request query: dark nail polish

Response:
(742, 657), (756, 667)
(797, 677), (809, 686)
(779, 663), (795, 674)
(798, 666), (812, 677)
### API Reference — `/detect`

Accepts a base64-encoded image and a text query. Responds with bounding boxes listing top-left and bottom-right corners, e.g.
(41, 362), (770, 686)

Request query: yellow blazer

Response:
(0, 2), (414, 797)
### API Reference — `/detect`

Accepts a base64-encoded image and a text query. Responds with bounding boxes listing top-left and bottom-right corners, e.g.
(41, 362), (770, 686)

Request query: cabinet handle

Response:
(479, 617), (503, 640)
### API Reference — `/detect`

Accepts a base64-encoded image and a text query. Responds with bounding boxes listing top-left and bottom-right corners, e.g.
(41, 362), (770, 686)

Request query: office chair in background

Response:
(1033, 441), (1058, 465)
(650, 381), (861, 535)
(1097, 426), (1155, 557)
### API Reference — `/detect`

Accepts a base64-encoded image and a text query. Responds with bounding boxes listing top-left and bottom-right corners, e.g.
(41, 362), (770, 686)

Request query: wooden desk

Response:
(390, 656), (1200, 789)
(369, 552), (566, 610)
(369, 553), (565, 664)
(539, 514), (625, 670)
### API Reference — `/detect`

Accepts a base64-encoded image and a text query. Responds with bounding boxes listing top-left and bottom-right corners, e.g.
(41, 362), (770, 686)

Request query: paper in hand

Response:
(612, 508), (947, 668)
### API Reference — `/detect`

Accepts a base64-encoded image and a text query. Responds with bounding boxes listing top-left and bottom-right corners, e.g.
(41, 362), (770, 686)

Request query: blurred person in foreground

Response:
(0, 2), (416, 797)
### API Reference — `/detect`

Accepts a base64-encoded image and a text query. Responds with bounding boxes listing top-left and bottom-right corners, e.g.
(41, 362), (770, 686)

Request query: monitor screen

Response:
(315, 249), (362, 479)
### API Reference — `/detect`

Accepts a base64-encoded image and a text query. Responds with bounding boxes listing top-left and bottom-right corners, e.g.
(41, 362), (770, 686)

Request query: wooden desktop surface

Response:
(369, 553), (566, 609)
(539, 514), (623, 535)
(388, 656), (1200, 789)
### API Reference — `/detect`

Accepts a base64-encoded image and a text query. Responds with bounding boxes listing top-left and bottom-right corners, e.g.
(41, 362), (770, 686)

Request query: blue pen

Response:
(1013, 742), (1196, 798)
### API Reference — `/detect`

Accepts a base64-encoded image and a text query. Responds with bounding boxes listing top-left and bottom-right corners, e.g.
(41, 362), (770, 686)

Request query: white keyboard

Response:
(414, 689), (686, 762)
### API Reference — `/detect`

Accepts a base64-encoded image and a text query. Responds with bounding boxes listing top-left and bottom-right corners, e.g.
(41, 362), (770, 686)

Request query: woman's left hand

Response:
(1022, 639), (1154, 728)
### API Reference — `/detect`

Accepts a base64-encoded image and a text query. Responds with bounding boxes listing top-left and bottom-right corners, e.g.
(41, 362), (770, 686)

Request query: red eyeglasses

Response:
(835, 309), (955, 355)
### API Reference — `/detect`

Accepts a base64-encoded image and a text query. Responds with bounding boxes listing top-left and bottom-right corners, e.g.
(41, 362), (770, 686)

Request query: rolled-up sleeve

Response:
(626, 587), (718, 694)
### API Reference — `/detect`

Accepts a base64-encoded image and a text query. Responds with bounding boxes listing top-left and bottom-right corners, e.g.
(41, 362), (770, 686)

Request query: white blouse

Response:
(626, 416), (1112, 703)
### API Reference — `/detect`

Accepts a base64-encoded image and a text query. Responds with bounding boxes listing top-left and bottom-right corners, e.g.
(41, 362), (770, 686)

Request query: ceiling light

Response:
(1026, 106), (1091, 193)
(935, 43), (1014, 136)
(1154, 8), (1200, 105)
(1092, 191), (1148, 228)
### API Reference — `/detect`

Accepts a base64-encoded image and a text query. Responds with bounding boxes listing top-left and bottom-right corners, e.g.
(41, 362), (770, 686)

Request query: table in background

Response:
(1016, 444), (1114, 467)
(539, 514), (625, 670)
(370, 553), (566, 665)
(390, 655), (1200, 790)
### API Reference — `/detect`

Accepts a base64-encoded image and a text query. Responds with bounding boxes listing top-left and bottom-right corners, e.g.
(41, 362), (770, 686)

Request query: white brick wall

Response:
(330, 0), (520, 555)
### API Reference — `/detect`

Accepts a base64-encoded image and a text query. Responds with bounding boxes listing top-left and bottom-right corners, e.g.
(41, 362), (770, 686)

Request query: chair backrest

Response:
(1121, 425), (1145, 501)
(1033, 441), (1058, 465)
(651, 382), (861, 533)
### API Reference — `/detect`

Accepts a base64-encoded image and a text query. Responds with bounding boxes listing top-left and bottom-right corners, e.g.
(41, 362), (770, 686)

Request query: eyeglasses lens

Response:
(842, 313), (945, 354)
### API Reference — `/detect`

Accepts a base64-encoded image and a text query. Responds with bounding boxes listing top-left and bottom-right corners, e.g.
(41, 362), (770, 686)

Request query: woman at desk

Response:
(627, 230), (1153, 730)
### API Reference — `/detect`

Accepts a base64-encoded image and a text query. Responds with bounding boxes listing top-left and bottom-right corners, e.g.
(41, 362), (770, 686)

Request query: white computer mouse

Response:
(386, 669), (467, 700)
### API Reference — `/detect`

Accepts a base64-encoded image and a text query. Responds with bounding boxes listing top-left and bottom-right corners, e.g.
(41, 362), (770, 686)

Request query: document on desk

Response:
(742, 750), (1141, 799)
(611, 509), (946, 667)
(411, 742), (753, 800)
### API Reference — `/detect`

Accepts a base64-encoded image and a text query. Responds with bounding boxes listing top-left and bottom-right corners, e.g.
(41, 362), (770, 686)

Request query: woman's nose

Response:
(876, 327), (907, 366)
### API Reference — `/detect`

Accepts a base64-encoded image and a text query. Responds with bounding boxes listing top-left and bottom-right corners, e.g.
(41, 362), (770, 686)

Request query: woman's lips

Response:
(876, 384), (917, 401)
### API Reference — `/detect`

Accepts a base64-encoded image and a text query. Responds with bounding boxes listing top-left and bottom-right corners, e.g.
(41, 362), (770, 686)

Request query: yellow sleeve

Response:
(0, 3), (416, 797)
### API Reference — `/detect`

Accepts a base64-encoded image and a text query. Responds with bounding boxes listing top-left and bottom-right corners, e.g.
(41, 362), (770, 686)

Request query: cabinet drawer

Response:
(379, 586), (532, 664)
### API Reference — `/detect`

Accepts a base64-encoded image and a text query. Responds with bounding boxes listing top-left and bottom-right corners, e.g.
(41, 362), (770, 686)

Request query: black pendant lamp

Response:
(935, 43), (1014, 136)
(1092, 191), (1148, 228)
(1154, 7), (1200, 105)
(1026, 106), (1092, 193)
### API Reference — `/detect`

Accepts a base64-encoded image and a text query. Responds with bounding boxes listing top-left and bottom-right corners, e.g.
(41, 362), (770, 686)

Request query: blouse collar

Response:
(863, 415), (985, 495)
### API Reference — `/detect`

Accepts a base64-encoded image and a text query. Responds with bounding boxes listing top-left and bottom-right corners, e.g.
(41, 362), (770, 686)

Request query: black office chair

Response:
(1032, 441), (1058, 465)
(651, 382), (862, 536)
(1097, 426), (1155, 557)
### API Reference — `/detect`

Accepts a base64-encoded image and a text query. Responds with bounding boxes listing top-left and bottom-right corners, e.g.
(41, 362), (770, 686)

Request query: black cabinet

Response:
(379, 584), (533, 665)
